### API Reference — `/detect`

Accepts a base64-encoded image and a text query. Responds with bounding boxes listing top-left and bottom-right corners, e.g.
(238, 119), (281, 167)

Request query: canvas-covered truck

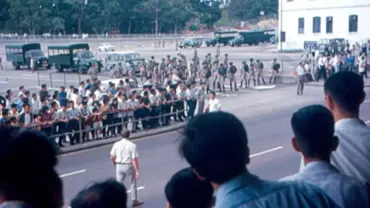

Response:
(47, 43), (102, 73)
(5, 43), (50, 70)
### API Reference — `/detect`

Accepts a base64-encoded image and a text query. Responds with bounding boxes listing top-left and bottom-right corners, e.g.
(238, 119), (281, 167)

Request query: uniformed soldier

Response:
(216, 43), (221, 57)
(160, 58), (167, 85)
(88, 64), (98, 81)
(185, 83), (197, 119)
(256, 60), (266, 85)
(248, 58), (256, 86)
(213, 55), (219, 68)
(202, 62), (212, 94)
(269, 58), (280, 84)
(223, 54), (228, 68)
(240, 61), (249, 88)
(128, 61), (138, 84)
(228, 62), (238, 91)
(211, 61), (219, 90)
(118, 62), (124, 77)
(110, 130), (143, 207)
(216, 63), (226, 92)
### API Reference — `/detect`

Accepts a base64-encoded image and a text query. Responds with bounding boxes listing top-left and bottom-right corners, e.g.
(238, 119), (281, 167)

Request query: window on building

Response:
(326, 16), (333, 33)
(298, 18), (304, 34)
(313, 17), (321, 33)
(349, 15), (358, 32)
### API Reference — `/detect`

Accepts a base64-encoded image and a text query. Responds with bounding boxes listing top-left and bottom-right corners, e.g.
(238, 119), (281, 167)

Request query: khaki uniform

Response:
(248, 62), (256, 86)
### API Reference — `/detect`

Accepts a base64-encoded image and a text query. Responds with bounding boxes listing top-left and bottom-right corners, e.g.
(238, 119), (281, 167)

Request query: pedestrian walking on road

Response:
(0, 56), (3, 70)
(110, 130), (143, 207)
(296, 62), (305, 95)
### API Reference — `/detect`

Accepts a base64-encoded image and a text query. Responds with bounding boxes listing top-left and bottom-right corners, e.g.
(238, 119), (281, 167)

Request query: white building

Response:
(278, 0), (370, 51)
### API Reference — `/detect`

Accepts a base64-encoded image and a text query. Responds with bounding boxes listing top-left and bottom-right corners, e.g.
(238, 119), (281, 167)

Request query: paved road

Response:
(57, 84), (370, 207)
(0, 45), (300, 91)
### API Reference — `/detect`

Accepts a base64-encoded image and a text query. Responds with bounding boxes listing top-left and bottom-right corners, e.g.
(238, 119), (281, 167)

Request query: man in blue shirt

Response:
(282, 105), (369, 208)
(58, 86), (67, 107)
(179, 112), (339, 208)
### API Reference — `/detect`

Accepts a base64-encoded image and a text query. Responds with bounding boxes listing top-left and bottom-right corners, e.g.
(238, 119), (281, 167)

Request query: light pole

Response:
(154, 0), (159, 35)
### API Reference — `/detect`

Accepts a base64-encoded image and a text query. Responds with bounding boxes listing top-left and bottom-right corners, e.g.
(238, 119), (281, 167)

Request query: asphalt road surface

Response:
(57, 84), (370, 207)
(0, 44), (301, 92)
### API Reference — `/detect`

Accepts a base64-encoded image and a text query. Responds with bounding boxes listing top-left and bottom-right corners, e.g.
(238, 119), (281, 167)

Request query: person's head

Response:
(0, 129), (63, 208)
(165, 167), (214, 208)
(121, 129), (130, 139)
(32, 93), (37, 99)
(69, 100), (74, 108)
(23, 103), (30, 113)
(324, 71), (365, 119)
(291, 105), (337, 162)
(41, 84), (47, 90)
(80, 81), (85, 86)
(19, 86), (25, 92)
(11, 103), (17, 111)
(179, 112), (249, 186)
(70, 179), (127, 208)
(209, 91), (216, 100)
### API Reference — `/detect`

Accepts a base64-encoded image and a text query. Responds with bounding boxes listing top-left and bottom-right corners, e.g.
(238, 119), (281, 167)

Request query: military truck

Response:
(228, 29), (276, 47)
(206, 31), (238, 46)
(5, 43), (50, 70)
(47, 43), (102, 73)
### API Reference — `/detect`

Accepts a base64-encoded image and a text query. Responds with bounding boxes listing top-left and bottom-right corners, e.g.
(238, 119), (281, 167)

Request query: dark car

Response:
(5, 43), (50, 70)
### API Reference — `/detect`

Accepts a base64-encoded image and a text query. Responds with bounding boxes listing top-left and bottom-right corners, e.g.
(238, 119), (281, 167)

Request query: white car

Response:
(98, 43), (115, 52)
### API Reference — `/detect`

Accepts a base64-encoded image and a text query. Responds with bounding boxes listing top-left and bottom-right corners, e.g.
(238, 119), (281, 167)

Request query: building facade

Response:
(278, 0), (370, 51)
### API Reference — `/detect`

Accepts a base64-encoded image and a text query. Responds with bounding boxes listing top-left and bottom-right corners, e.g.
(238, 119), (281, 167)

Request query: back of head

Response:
(1, 129), (62, 208)
(165, 168), (214, 208)
(179, 112), (249, 184)
(70, 179), (127, 208)
(324, 71), (364, 114)
(291, 105), (336, 159)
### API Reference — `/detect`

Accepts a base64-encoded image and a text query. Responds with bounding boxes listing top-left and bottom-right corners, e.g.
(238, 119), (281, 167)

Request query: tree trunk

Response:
(128, 20), (132, 34)
(77, 4), (83, 34)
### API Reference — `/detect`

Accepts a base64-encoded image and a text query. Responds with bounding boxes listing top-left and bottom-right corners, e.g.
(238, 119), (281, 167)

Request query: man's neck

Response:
(332, 109), (359, 122)
(303, 156), (330, 166)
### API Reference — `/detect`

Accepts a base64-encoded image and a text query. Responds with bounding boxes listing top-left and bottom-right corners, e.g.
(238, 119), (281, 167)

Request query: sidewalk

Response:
(59, 122), (186, 154)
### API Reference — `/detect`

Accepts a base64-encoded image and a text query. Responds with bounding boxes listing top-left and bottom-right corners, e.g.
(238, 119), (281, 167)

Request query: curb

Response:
(58, 123), (187, 155)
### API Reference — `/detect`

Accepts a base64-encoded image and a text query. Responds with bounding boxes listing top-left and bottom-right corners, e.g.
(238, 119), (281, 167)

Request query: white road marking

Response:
(365, 120), (370, 124)
(0, 81), (8, 84)
(127, 186), (145, 193)
(60, 169), (86, 178)
(364, 100), (370, 103)
(250, 146), (283, 158)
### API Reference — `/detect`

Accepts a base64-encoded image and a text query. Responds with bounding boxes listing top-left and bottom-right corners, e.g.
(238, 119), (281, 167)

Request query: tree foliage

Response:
(229, 0), (278, 21)
(0, 0), (222, 34)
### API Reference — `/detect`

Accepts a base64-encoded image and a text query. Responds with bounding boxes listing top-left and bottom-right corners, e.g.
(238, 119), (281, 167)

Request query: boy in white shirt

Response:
(205, 91), (221, 113)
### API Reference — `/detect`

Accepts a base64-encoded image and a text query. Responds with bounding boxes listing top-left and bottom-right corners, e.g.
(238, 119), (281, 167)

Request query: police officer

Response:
(248, 58), (256, 86)
(202, 62), (212, 94)
(217, 63), (226, 92)
(67, 100), (81, 145)
(256, 60), (266, 85)
(196, 81), (207, 115)
(240, 61), (249, 88)
(228, 62), (238, 91)
(270, 58), (280, 84)
(88, 64), (98, 81)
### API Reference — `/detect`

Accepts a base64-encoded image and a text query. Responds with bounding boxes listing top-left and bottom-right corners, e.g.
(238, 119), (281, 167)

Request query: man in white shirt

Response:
(359, 54), (366, 79)
(316, 53), (327, 81)
(205, 91), (221, 113)
(296, 62), (305, 95)
(282, 105), (369, 208)
(300, 71), (370, 182)
(110, 130), (143, 207)
(78, 81), (86, 99)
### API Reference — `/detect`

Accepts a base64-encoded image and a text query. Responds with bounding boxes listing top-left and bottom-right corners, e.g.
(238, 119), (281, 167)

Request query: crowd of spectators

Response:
(0, 77), (209, 148)
(0, 71), (369, 208)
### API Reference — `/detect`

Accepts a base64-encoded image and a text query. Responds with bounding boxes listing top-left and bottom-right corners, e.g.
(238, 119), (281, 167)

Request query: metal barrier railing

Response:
(23, 100), (194, 146)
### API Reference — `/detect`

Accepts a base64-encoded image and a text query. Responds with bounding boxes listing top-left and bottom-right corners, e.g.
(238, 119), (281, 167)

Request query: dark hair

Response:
(165, 168), (213, 208)
(70, 179), (127, 208)
(324, 71), (364, 114)
(209, 91), (216, 96)
(120, 129), (130, 138)
(179, 112), (249, 184)
(11, 103), (17, 109)
(0, 129), (62, 208)
(291, 105), (336, 159)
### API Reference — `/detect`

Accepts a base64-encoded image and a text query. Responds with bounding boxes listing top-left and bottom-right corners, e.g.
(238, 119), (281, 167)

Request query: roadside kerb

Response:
(59, 122), (186, 155)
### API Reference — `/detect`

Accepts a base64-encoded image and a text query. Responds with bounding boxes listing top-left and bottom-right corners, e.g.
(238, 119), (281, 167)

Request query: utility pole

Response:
(155, 0), (159, 35)
(77, 0), (88, 34)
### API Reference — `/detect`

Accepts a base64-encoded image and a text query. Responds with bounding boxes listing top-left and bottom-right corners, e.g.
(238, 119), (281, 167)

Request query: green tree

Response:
(229, 0), (277, 20)
(191, 0), (222, 29)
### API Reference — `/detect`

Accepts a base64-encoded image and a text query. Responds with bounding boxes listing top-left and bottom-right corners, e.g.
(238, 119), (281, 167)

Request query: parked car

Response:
(47, 43), (102, 73)
(105, 51), (143, 76)
(5, 43), (50, 70)
(98, 43), (115, 52)
(179, 38), (203, 48)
